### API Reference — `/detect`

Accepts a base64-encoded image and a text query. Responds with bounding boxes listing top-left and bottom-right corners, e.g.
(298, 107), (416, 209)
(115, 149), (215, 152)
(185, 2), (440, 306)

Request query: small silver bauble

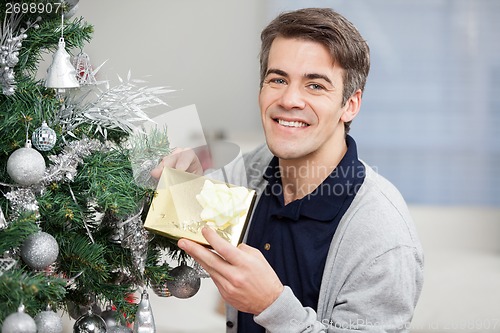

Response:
(32, 121), (57, 151)
(21, 231), (59, 270)
(34, 310), (63, 333)
(151, 280), (171, 297)
(1, 306), (37, 333)
(73, 312), (107, 333)
(168, 262), (201, 299)
(6, 140), (46, 185)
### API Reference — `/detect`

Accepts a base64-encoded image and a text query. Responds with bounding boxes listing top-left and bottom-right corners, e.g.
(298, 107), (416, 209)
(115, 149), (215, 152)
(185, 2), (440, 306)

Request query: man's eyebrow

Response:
(265, 68), (288, 77)
(266, 68), (333, 86)
(304, 73), (333, 85)
(266, 69), (333, 86)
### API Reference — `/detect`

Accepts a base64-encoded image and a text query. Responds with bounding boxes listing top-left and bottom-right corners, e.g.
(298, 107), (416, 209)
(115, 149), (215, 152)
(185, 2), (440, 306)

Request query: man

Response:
(153, 8), (423, 333)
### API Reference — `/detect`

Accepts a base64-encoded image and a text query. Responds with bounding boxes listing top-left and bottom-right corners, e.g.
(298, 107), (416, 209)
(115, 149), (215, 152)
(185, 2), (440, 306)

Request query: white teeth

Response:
(277, 119), (308, 128)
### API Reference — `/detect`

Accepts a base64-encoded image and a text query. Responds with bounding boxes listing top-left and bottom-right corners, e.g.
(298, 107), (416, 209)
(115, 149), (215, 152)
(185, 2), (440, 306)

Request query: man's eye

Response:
(267, 78), (287, 85)
(307, 83), (325, 91)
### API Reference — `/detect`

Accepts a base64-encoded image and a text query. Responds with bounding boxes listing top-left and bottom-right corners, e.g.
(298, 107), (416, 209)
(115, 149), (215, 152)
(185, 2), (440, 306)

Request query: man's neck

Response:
(279, 138), (348, 205)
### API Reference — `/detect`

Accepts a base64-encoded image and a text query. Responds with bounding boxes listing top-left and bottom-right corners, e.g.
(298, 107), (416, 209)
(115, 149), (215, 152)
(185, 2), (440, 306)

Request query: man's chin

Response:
(268, 144), (305, 161)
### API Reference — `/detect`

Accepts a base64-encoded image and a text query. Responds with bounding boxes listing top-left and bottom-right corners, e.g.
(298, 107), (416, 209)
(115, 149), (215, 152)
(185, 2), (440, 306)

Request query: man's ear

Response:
(341, 89), (362, 123)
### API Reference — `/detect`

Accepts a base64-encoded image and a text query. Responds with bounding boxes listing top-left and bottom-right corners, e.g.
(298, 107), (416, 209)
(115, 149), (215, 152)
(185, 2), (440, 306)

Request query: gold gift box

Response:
(144, 167), (256, 247)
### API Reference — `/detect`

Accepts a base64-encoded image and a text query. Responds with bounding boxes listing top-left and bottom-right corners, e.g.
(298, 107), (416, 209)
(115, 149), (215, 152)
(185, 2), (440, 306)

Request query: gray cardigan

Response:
(224, 144), (424, 333)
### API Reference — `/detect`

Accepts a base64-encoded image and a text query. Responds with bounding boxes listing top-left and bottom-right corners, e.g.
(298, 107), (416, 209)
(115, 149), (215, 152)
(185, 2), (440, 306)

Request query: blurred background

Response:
(53, 0), (499, 332)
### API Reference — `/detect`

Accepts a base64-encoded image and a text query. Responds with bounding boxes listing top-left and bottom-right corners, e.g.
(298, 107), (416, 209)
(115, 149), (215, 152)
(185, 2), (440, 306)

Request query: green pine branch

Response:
(0, 214), (39, 254)
(0, 267), (67, 323)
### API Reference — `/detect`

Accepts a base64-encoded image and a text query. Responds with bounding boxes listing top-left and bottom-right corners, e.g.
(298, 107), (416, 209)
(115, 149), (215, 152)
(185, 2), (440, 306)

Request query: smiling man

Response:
(160, 7), (424, 333)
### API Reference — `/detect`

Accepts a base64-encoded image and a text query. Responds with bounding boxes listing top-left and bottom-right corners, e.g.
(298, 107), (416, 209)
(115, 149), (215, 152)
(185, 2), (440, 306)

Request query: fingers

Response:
(178, 231), (284, 315)
(201, 227), (242, 265)
(177, 228), (242, 275)
(150, 148), (204, 179)
(150, 164), (163, 179)
(172, 148), (203, 175)
(177, 237), (231, 278)
(180, 227), (254, 267)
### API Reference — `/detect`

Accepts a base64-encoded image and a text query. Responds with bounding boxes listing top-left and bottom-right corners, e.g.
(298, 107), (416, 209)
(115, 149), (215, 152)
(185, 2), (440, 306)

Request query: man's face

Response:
(259, 37), (352, 161)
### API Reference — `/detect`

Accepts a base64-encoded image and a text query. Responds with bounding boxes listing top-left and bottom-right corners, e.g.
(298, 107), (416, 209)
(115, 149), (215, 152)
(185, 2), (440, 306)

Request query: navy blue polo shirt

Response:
(237, 135), (365, 333)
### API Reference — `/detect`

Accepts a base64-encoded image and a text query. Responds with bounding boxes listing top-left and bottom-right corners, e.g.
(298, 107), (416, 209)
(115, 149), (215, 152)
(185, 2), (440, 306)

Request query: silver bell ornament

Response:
(45, 37), (80, 91)
(21, 231), (59, 270)
(133, 290), (156, 333)
(32, 121), (57, 151)
(73, 310), (107, 333)
(34, 308), (63, 333)
(168, 262), (201, 299)
(1, 305), (37, 333)
(6, 140), (46, 186)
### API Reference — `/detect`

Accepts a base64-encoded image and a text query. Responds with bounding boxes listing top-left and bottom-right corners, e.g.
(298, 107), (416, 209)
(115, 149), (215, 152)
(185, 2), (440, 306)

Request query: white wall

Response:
(76, 0), (266, 143)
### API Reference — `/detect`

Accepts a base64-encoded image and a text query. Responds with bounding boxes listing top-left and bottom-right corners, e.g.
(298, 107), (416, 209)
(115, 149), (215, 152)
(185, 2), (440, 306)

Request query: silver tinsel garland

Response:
(43, 138), (107, 184)
(0, 13), (41, 95)
(57, 72), (174, 140)
(119, 208), (150, 278)
(4, 188), (39, 219)
(0, 258), (17, 277)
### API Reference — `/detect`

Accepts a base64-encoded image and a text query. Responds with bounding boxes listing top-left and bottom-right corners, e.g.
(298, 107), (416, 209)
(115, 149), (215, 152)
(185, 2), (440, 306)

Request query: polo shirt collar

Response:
(263, 135), (364, 222)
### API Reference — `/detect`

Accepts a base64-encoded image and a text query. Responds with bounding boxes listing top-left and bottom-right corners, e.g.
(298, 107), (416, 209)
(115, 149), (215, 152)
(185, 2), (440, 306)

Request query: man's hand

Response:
(151, 147), (204, 178)
(178, 227), (284, 315)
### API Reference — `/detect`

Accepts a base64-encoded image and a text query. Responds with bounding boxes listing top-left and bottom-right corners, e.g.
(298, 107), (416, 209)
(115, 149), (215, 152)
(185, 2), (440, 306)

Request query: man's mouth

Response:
(275, 118), (309, 128)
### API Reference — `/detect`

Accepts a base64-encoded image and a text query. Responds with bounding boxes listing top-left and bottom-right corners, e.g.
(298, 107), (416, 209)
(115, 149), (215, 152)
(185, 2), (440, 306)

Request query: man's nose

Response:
(278, 84), (306, 110)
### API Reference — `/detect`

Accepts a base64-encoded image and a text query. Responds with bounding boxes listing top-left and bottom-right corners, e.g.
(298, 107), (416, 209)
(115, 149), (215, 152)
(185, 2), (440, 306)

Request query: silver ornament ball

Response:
(67, 301), (101, 321)
(21, 231), (59, 270)
(32, 121), (57, 151)
(1, 310), (37, 333)
(7, 143), (46, 185)
(73, 312), (107, 333)
(168, 263), (201, 299)
(34, 310), (63, 333)
(100, 305), (120, 328)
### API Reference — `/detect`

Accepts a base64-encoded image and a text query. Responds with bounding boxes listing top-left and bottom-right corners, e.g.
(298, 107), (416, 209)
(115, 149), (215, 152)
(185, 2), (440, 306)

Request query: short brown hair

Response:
(260, 8), (370, 133)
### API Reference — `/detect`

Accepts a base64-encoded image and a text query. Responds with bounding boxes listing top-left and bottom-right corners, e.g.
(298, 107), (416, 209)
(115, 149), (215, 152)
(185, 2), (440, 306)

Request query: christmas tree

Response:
(0, 1), (196, 331)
